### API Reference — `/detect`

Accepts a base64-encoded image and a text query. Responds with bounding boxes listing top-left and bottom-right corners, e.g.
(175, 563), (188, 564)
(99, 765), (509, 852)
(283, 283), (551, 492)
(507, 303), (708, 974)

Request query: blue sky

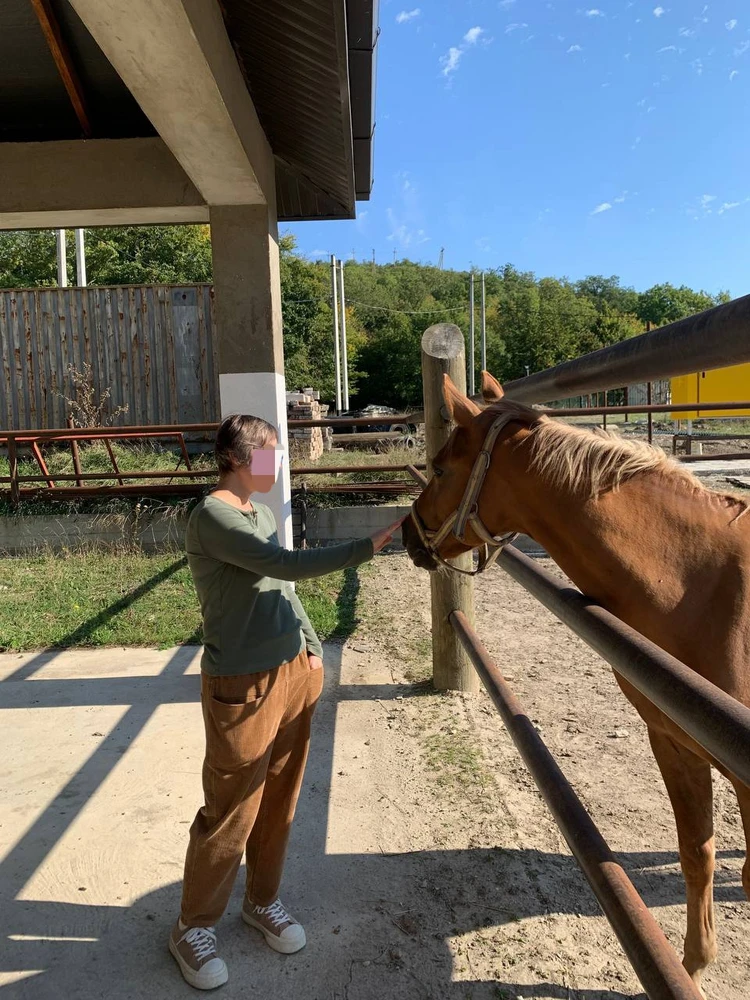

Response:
(289, 1), (750, 296)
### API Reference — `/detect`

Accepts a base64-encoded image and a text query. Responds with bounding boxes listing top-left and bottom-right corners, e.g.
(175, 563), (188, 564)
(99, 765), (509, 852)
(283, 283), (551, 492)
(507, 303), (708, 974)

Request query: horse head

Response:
(403, 371), (539, 573)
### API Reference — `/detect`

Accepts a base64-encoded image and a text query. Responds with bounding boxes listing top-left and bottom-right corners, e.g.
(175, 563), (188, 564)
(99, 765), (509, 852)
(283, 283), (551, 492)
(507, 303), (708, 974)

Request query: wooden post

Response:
(421, 323), (479, 693)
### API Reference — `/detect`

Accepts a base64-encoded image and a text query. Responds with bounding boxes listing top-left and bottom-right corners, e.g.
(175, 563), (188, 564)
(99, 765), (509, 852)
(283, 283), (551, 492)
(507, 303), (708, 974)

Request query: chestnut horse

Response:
(402, 371), (750, 993)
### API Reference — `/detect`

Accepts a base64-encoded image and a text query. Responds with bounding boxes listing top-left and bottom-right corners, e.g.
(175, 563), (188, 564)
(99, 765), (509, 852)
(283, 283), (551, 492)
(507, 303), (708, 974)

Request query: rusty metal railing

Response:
(0, 423), (428, 506)
(449, 545), (750, 997)
(496, 546), (750, 787)
(449, 609), (702, 1000)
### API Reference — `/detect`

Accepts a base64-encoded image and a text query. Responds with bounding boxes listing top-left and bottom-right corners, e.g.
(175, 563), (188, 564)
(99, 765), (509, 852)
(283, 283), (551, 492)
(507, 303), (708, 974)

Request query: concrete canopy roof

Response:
(0, 0), (377, 221)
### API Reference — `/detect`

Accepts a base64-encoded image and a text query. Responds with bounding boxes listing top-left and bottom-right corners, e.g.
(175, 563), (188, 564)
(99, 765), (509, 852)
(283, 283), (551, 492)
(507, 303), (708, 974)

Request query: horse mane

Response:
(487, 399), (700, 499)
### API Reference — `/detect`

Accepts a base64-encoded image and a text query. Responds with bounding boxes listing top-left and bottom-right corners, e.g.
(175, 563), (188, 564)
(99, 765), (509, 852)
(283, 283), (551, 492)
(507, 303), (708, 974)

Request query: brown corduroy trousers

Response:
(180, 651), (323, 927)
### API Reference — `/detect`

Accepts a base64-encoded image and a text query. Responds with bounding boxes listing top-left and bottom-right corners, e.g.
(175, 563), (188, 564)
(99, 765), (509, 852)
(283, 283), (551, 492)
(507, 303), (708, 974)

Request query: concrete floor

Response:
(0, 643), (418, 1000)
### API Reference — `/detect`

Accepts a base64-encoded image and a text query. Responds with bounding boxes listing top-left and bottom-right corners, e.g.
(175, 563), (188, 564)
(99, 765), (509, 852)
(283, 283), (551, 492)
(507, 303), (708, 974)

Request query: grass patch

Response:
(422, 730), (491, 791)
(0, 549), (361, 652)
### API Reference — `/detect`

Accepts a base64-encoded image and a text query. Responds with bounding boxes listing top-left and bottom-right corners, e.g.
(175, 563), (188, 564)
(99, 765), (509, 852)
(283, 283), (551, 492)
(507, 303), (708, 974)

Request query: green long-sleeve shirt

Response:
(186, 495), (374, 675)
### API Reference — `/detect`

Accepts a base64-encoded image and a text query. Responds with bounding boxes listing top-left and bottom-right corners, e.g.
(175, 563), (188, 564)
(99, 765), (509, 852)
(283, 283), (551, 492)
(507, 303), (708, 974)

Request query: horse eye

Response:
(433, 467), (444, 478)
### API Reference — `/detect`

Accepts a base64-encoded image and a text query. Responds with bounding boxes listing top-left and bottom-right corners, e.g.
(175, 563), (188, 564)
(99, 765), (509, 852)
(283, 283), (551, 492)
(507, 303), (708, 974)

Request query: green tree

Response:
(85, 225), (212, 284)
(635, 283), (727, 327)
(0, 230), (62, 287)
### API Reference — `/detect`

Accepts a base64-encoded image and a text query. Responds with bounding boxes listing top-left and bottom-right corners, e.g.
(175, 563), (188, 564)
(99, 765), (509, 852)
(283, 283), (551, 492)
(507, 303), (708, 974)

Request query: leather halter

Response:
(410, 412), (518, 576)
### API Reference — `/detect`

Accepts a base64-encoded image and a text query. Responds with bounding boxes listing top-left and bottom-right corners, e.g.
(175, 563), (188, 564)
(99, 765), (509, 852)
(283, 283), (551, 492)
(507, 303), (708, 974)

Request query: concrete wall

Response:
(0, 506), (545, 557)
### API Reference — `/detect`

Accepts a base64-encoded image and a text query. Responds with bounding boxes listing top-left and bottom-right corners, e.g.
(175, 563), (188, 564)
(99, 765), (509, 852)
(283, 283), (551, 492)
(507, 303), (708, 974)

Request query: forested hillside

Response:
(0, 226), (728, 409)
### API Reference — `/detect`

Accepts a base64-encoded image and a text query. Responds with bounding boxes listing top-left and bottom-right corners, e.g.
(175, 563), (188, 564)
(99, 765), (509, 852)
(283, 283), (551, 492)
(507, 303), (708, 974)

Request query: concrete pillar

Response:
(210, 204), (292, 547)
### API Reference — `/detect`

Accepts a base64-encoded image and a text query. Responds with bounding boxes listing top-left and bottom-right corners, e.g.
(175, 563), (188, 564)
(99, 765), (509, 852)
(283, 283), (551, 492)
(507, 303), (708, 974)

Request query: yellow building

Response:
(671, 363), (750, 419)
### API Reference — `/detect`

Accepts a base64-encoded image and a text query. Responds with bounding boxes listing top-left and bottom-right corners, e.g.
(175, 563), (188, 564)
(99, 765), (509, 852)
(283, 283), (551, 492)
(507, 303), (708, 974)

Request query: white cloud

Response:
(614, 191), (628, 203)
(631, 135), (642, 149)
(692, 58), (704, 75)
(653, 6), (666, 17)
(730, 69), (739, 80)
(735, 40), (750, 57)
(584, 8), (605, 16)
(657, 45), (678, 52)
(396, 8), (420, 24)
(700, 194), (716, 208)
(678, 26), (696, 37)
(726, 19), (738, 31)
(498, 0), (516, 7)
(441, 46), (462, 76)
(567, 43), (583, 52)
(718, 201), (741, 214)
(440, 27), (489, 78)
(591, 202), (612, 214)
(505, 23), (528, 34)
(464, 26), (484, 44)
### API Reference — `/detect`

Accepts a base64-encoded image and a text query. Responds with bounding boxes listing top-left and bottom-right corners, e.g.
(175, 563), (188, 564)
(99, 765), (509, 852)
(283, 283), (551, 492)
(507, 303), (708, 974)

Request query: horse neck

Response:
(495, 441), (729, 620)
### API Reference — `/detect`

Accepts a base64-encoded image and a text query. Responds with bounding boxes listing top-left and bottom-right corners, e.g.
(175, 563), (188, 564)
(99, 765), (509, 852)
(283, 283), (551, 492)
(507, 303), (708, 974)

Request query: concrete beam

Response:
(68, 0), (275, 207)
(0, 138), (208, 230)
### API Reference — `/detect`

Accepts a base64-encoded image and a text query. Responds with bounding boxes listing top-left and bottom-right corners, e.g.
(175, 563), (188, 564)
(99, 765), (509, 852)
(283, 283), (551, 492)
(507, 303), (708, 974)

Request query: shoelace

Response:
(182, 925), (218, 962)
(255, 899), (290, 929)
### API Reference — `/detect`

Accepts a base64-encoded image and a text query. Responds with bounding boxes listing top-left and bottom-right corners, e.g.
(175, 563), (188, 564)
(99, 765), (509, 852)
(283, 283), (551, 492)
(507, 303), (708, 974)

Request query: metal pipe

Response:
(647, 381), (654, 445)
(469, 273), (476, 398)
(3, 481), (419, 500)
(75, 228), (87, 286)
(0, 413), (423, 441)
(331, 255), (342, 414)
(339, 260), (350, 411)
(7, 436), (19, 506)
(67, 417), (83, 487)
(449, 610), (702, 1000)
(103, 439), (124, 486)
(56, 229), (67, 287)
(497, 546), (750, 787)
(480, 272), (487, 373)
(502, 293), (750, 403)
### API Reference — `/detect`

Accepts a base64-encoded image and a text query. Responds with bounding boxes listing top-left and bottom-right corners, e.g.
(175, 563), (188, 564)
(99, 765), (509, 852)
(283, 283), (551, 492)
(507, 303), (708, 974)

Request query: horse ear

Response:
(443, 375), (481, 427)
(481, 371), (505, 403)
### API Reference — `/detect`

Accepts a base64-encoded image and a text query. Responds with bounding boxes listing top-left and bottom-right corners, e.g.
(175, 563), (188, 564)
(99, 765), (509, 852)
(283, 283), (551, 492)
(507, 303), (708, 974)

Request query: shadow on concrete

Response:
(3, 569), (741, 1000)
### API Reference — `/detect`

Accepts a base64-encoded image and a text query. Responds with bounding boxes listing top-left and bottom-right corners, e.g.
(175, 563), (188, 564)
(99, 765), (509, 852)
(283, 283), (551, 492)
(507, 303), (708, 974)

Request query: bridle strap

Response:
(410, 413), (519, 577)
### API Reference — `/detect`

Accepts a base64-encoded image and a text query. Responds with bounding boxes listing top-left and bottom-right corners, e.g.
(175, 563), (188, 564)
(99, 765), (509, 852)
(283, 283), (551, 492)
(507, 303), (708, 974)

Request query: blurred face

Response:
(245, 437), (282, 494)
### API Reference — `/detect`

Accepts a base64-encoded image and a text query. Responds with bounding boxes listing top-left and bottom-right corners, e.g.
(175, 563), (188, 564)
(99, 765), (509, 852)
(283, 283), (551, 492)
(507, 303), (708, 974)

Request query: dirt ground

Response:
(345, 553), (750, 1000)
(1, 551), (747, 1000)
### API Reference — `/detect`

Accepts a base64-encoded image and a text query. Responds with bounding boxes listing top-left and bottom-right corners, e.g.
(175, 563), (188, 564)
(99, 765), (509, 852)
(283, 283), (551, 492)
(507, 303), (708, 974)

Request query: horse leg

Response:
(729, 779), (750, 900)
(648, 729), (717, 991)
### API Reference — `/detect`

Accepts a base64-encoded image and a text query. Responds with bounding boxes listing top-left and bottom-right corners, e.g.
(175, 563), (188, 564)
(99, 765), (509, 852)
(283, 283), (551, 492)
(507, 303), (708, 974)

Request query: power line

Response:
(281, 296), (466, 315)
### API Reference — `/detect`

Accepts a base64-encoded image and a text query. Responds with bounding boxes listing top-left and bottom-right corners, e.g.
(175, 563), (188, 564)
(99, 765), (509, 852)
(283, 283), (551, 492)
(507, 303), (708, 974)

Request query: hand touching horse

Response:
(402, 371), (750, 994)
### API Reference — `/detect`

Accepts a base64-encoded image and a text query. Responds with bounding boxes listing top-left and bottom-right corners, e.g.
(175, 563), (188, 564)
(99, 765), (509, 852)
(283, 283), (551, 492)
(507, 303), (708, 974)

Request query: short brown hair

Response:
(215, 414), (278, 475)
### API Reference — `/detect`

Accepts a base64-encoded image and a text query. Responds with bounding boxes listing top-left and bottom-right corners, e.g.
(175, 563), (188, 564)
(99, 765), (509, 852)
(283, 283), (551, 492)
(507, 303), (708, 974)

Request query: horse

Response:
(402, 370), (750, 993)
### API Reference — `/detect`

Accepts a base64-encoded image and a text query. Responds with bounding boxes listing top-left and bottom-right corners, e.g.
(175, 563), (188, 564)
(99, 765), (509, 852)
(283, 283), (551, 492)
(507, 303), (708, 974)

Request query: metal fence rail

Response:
(0, 423), (428, 505)
(497, 545), (750, 787)
(502, 292), (750, 403)
(449, 610), (702, 1000)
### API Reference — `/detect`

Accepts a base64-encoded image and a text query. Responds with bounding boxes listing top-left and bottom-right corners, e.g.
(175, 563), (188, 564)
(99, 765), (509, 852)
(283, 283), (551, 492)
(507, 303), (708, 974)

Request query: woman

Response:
(170, 414), (402, 990)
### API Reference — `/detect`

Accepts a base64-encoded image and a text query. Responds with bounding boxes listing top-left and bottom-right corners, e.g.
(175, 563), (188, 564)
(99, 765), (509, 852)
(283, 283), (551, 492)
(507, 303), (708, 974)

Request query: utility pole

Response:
(338, 260), (350, 411)
(480, 271), (487, 373)
(468, 273), (476, 397)
(75, 228), (87, 286)
(56, 229), (68, 287)
(330, 255), (342, 414)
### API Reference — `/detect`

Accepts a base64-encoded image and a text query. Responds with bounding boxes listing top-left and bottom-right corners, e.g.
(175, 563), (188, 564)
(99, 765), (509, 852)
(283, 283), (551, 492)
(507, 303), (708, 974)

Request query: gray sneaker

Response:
(169, 920), (228, 990)
(242, 898), (306, 954)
